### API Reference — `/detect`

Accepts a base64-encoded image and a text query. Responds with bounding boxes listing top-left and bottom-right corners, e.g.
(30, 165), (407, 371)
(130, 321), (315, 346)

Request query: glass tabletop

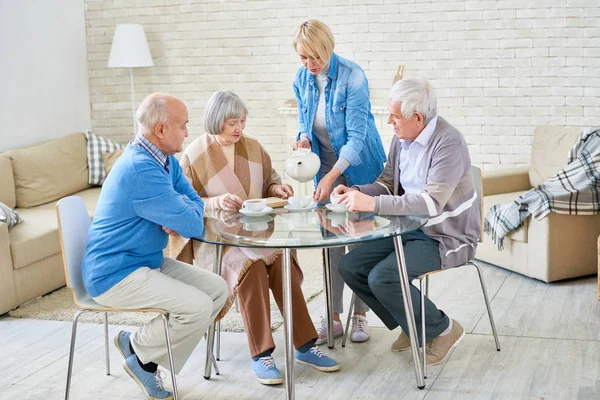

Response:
(193, 207), (428, 249)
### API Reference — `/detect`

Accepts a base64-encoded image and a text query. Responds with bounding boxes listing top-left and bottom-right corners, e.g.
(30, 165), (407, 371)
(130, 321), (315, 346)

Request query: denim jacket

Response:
(292, 52), (386, 187)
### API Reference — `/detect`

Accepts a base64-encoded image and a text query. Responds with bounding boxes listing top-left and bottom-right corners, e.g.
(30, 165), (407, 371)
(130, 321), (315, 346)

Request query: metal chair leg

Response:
(216, 320), (221, 361)
(161, 314), (179, 400)
(104, 312), (110, 376)
(470, 261), (501, 351)
(425, 275), (430, 297)
(212, 353), (220, 375)
(420, 279), (427, 379)
(65, 309), (86, 400)
(342, 293), (356, 347)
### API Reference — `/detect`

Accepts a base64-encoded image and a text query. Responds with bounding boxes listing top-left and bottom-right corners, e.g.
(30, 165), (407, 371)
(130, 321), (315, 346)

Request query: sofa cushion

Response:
(529, 126), (580, 188)
(0, 154), (16, 208)
(6, 133), (90, 208)
(9, 187), (101, 270)
(483, 191), (529, 243)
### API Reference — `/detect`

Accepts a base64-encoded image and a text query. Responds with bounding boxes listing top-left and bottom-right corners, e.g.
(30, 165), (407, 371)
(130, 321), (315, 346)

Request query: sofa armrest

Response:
(0, 222), (18, 315)
(482, 167), (531, 196)
(527, 213), (600, 282)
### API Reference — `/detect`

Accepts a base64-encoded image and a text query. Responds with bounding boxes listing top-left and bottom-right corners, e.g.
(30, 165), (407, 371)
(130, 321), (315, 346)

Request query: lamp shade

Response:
(108, 24), (153, 68)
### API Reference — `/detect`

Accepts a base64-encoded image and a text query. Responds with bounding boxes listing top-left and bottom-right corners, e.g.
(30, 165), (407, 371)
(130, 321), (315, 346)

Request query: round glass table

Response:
(194, 207), (428, 399)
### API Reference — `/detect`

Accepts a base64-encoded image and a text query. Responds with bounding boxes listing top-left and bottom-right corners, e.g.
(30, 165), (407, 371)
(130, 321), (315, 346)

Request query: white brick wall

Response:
(85, 0), (600, 173)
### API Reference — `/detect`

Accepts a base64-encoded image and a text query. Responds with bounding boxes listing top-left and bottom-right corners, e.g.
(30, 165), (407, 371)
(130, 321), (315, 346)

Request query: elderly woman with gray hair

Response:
(170, 91), (339, 386)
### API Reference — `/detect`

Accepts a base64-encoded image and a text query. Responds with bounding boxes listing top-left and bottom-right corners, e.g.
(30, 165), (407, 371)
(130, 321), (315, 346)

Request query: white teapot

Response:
(284, 148), (321, 182)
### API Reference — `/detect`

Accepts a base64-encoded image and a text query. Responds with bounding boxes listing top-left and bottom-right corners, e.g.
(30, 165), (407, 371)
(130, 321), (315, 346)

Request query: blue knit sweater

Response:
(81, 144), (205, 297)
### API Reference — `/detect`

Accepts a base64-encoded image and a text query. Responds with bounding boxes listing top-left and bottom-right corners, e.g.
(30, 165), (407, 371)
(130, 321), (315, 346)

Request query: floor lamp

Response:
(108, 24), (154, 135)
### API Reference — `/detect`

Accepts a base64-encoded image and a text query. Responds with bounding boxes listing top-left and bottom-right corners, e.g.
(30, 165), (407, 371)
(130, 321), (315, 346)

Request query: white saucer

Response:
(284, 202), (317, 212)
(239, 206), (273, 217)
(325, 203), (347, 213)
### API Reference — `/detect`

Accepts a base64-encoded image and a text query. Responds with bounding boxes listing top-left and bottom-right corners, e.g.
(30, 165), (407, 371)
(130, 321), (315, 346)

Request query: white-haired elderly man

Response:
(336, 79), (480, 365)
(81, 93), (228, 400)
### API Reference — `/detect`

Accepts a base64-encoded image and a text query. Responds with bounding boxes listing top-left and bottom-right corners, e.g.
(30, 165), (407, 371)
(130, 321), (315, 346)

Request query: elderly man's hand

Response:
(340, 190), (375, 213)
(332, 184), (356, 196)
(272, 184), (294, 199)
(218, 193), (243, 211)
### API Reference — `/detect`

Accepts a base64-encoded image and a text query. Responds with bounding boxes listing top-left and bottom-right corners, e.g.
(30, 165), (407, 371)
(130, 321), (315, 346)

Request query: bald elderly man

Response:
(81, 93), (227, 400)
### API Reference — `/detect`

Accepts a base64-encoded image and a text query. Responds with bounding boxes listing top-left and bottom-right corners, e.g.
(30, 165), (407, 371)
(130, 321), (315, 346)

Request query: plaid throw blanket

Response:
(485, 127), (600, 250)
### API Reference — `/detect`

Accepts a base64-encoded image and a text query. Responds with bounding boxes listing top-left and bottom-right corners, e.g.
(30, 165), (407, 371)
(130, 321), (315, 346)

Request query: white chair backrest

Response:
(56, 196), (92, 307)
(471, 166), (484, 242)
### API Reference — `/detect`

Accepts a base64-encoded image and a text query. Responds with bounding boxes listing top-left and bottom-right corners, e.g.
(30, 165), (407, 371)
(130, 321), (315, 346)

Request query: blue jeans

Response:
(339, 230), (449, 345)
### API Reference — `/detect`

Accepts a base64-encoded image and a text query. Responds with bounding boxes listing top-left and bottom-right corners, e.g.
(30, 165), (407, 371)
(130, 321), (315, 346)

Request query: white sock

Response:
(439, 319), (453, 336)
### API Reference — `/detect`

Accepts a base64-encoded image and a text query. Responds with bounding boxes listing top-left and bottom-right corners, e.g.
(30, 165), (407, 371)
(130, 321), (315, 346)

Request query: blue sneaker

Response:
(251, 356), (283, 385)
(123, 354), (173, 400)
(295, 346), (340, 372)
(114, 331), (133, 360)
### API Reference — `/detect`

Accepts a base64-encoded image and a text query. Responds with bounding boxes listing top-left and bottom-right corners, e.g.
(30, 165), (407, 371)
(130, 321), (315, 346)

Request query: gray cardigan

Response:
(355, 117), (481, 269)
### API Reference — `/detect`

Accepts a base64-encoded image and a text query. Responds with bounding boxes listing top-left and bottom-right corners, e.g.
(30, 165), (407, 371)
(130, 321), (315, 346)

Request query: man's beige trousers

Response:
(94, 257), (228, 374)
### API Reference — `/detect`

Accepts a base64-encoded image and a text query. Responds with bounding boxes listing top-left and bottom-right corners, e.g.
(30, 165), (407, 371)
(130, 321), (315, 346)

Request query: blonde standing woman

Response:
(292, 20), (386, 344)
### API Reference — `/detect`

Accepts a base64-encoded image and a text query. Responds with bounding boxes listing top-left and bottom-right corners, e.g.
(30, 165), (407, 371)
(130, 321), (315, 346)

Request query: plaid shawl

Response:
(169, 133), (300, 319)
(485, 127), (600, 250)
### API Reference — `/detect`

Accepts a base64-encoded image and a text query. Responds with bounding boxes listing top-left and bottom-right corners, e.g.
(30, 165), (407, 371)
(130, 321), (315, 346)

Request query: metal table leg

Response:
(282, 248), (295, 400)
(322, 248), (335, 349)
(393, 236), (425, 389)
(204, 244), (223, 379)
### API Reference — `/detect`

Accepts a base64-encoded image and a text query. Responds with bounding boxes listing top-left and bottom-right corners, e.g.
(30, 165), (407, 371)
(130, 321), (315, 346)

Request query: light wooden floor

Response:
(1, 261), (599, 400)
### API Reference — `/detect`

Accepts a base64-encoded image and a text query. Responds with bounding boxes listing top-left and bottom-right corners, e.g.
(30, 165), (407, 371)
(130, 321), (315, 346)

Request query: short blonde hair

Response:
(293, 20), (335, 64)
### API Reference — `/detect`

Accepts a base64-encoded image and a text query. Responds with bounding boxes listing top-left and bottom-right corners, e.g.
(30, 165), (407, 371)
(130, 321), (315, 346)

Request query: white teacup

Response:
(330, 194), (342, 205)
(242, 199), (267, 212)
(288, 195), (312, 209)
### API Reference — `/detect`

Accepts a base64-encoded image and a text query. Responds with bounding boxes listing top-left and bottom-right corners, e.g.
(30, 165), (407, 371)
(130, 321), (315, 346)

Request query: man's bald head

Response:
(136, 93), (185, 136)
(135, 93), (189, 155)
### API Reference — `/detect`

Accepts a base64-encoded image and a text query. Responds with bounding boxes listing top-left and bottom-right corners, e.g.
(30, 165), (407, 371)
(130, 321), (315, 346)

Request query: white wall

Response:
(84, 0), (600, 172)
(0, 0), (91, 152)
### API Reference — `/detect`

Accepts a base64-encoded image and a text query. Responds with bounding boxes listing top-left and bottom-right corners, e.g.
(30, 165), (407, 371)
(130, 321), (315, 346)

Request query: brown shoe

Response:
(391, 331), (411, 352)
(425, 319), (465, 366)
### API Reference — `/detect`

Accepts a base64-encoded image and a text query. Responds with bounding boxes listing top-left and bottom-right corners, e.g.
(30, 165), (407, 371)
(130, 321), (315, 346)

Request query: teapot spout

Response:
(293, 161), (302, 178)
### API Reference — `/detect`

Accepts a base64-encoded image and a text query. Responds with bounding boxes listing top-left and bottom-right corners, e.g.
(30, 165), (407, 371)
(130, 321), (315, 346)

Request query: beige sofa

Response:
(0, 133), (101, 315)
(476, 126), (600, 283)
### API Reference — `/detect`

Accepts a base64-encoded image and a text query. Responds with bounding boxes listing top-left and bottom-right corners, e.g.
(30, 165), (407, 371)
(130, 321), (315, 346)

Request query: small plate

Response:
(325, 203), (347, 213)
(239, 206), (273, 217)
(284, 202), (317, 212)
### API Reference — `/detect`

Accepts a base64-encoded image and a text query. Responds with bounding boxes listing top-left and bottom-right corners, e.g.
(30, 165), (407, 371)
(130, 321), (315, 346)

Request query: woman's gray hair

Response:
(135, 93), (170, 136)
(204, 91), (248, 136)
(388, 79), (437, 124)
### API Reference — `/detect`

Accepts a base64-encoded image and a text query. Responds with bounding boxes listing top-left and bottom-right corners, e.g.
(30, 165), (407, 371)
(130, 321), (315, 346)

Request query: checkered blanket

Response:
(485, 127), (600, 250)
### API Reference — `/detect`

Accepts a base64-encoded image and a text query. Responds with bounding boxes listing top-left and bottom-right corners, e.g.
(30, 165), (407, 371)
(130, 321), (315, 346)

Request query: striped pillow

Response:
(0, 201), (23, 228)
(84, 131), (125, 186)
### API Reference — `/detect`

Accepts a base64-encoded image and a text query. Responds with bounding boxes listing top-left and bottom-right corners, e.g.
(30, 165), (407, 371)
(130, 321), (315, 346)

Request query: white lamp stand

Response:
(108, 24), (154, 135)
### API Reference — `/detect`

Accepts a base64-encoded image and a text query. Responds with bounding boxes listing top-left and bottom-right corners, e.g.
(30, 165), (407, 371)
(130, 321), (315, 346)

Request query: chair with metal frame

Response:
(57, 196), (217, 400)
(342, 166), (501, 377)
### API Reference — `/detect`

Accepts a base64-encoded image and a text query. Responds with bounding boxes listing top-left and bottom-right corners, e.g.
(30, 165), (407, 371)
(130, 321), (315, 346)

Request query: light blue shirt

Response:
(399, 115), (439, 194)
